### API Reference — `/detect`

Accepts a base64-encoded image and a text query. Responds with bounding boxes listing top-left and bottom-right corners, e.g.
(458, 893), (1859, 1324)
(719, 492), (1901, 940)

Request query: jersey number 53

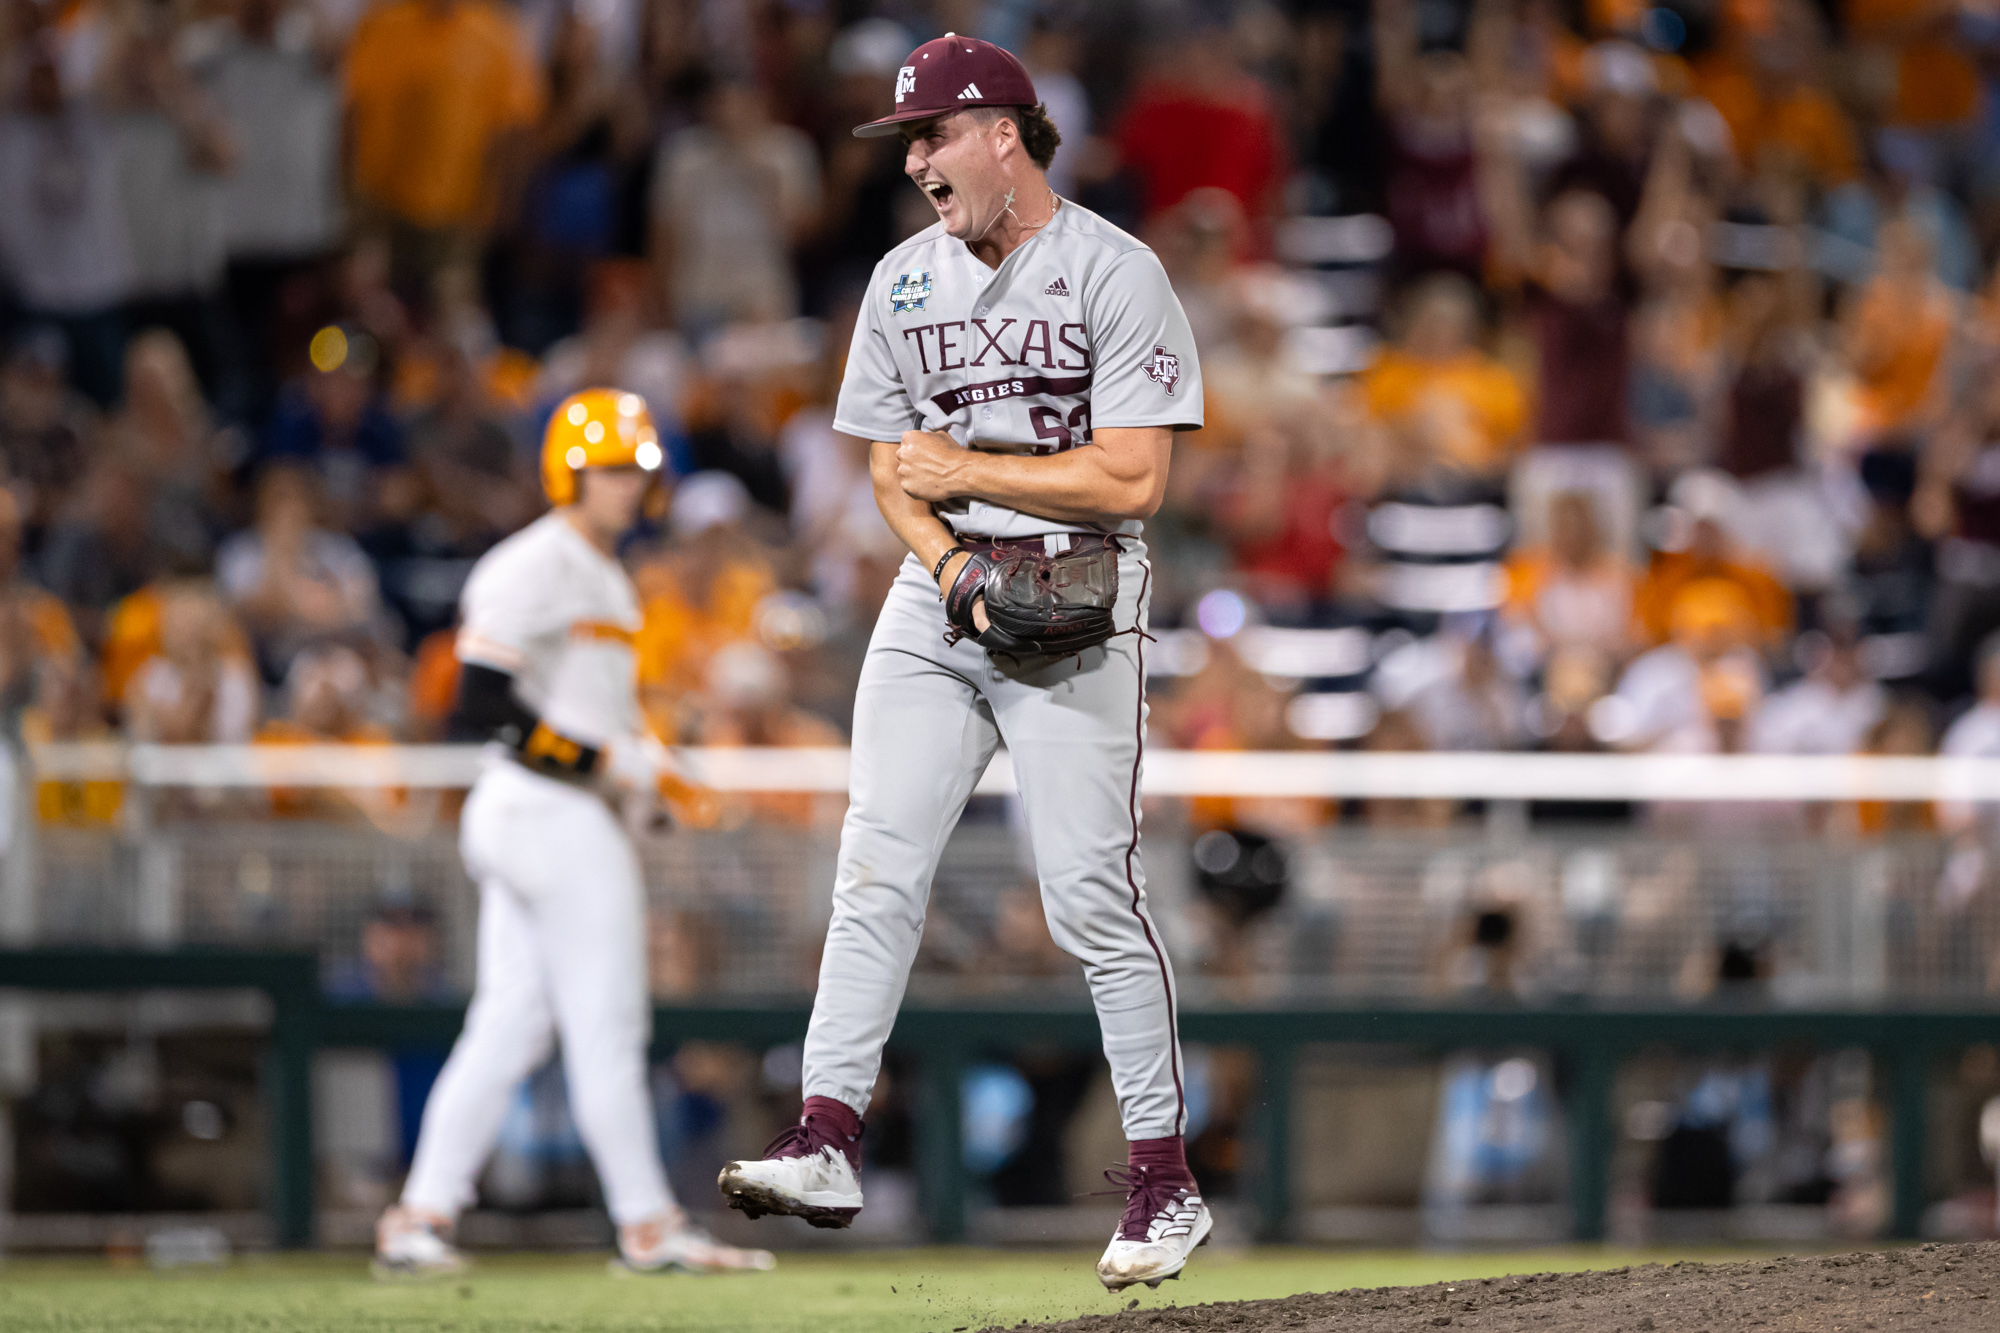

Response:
(1028, 403), (1093, 455)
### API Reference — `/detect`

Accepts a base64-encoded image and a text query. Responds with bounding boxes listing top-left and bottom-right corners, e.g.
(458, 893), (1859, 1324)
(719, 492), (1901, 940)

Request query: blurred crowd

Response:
(24, 0), (2000, 1243)
(1, 0), (1999, 836)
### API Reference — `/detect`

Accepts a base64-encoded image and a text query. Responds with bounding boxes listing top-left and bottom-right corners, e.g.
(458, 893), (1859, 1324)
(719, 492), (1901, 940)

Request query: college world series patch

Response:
(889, 271), (932, 314)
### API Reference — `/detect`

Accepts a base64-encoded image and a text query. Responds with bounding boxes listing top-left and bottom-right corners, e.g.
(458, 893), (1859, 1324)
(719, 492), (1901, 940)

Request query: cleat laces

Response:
(758, 1109), (862, 1172)
(1096, 1164), (1201, 1243)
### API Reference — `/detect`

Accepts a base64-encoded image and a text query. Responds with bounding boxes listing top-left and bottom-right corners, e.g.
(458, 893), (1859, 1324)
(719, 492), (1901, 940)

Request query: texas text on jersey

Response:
(833, 200), (1204, 540)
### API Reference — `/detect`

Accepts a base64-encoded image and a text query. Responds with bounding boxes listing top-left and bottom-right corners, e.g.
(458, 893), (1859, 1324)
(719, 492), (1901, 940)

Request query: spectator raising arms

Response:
(1372, 0), (1505, 283)
(1522, 189), (1632, 450)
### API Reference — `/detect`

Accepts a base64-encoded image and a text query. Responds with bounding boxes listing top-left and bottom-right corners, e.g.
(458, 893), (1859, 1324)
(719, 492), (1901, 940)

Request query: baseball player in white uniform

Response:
(374, 389), (773, 1278)
(717, 35), (1208, 1291)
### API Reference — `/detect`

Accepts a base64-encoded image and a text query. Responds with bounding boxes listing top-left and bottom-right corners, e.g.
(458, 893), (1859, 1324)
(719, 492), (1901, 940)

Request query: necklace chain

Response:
(1017, 190), (1060, 234)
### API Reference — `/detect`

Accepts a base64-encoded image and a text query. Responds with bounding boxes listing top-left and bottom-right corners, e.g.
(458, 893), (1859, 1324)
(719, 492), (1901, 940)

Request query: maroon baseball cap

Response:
(852, 32), (1038, 138)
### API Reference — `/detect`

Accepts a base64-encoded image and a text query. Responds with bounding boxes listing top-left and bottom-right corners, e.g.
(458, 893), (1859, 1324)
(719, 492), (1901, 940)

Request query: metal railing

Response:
(16, 818), (2000, 1005)
(31, 741), (2000, 801)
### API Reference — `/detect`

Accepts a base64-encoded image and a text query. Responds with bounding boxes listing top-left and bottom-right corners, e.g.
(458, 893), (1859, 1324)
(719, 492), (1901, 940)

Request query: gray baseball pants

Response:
(801, 538), (1186, 1141)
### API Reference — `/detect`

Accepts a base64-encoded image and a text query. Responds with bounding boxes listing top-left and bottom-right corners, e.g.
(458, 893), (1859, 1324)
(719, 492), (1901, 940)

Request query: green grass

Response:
(0, 1246), (1786, 1332)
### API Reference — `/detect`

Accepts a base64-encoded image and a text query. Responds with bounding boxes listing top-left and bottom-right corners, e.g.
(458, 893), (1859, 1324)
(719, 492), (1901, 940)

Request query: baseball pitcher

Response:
(375, 390), (773, 1278)
(718, 35), (1208, 1291)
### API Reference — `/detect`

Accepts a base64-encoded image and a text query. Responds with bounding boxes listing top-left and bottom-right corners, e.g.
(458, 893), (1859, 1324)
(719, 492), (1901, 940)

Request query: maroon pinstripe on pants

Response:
(1120, 557), (1184, 1133)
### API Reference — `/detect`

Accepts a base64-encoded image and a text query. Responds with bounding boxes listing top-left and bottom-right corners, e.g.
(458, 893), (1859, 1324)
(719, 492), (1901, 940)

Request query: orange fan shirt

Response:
(1695, 61), (1859, 185)
(343, 0), (546, 228)
(1634, 551), (1794, 647)
(1359, 350), (1528, 473)
(1845, 0), (1982, 128)
(101, 585), (254, 710)
(1847, 278), (1952, 436)
(633, 560), (775, 699)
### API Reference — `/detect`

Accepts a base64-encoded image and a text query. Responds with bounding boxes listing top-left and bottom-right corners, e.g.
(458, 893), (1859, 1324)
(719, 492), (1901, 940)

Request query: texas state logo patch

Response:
(1143, 345), (1181, 395)
(889, 271), (932, 314)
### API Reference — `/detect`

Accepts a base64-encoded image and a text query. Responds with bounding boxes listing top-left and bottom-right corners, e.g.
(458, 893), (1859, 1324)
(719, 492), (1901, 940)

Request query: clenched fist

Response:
(896, 430), (968, 503)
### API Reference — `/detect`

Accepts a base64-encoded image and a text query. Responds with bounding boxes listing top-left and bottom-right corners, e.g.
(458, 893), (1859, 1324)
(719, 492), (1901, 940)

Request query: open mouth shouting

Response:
(917, 176), (957, 226)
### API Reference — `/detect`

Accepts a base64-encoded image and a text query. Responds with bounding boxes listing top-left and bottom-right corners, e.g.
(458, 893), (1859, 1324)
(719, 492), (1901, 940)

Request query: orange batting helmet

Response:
(541, 388), (663, 506)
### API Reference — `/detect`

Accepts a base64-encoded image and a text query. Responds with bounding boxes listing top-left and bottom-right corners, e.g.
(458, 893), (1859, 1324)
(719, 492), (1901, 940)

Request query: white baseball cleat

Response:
(371, 1205), (469, 1279)
(612, 1210), (776, 1275)
(1094, 1166), (1212, 1292)
(718, 1109), (864, 1230)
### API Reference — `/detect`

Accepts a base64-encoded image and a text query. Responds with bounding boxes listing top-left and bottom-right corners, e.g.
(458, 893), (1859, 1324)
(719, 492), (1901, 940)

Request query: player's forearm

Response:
(932, 429), (1172, 524)
(870, 440), (960, 569)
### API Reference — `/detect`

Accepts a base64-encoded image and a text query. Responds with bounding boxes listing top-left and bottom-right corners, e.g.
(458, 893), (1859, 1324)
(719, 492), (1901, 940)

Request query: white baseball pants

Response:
(802, 541), (1186, 1140)
(401, 760), (674, 1225)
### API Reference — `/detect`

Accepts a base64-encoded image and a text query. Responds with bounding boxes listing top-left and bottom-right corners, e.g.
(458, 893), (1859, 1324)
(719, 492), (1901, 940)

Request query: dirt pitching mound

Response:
(1004, 1241), (2000, 1333)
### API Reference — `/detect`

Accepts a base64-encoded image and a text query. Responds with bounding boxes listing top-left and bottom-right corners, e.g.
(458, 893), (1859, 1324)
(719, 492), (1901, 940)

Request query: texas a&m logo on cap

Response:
(854, 34), (1039, 137)
(1142, 345), (1181, 395)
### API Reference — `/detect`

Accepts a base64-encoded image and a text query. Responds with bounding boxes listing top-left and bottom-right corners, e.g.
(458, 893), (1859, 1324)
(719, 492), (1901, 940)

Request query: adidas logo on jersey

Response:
(1045, 277), (1069, 296)
(958, 82), (982, 99)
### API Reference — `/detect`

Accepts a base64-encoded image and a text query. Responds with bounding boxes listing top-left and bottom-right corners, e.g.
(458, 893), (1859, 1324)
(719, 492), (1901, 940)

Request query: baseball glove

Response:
(944, 542), (1120, 658)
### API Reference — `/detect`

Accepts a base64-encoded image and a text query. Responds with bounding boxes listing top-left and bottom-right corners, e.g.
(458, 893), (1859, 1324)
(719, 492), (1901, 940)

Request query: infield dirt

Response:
(1002, 1241), (2000, 1333)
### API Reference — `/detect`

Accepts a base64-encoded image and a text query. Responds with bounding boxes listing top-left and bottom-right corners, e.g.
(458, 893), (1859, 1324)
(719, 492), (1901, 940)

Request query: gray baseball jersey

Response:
(833, 200), (1204, 538)
(800, 200), (1202, 1147)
